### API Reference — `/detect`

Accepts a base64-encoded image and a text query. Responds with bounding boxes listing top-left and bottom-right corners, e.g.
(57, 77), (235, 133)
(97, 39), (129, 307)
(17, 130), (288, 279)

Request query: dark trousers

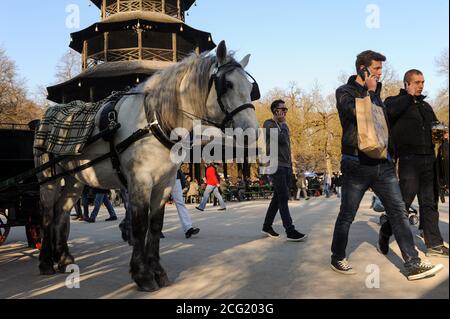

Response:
(263, 167), (295, 233)
(74, 193), (89, 219)
(381, 155), (443, 248)
(331, 158), (419, 266)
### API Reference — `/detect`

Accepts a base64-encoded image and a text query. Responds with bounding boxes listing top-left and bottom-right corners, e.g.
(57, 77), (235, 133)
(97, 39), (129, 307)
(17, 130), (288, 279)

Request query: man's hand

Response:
(366, 74), (378, 92)
(406, 82), (417, 96)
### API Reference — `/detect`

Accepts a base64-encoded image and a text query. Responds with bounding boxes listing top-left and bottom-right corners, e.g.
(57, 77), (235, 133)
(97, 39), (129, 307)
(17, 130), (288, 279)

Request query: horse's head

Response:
(205, 41), (260, 137)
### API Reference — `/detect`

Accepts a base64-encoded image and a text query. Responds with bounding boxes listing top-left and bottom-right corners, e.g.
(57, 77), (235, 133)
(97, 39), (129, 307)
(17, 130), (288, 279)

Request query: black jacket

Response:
(336, 76), (390, 164)
(385, 89), (438, 158)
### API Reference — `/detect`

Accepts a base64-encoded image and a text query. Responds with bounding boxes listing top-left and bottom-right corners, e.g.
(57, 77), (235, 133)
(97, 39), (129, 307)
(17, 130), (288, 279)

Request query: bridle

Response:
(205, 61), (260, 131)
(116, 60), (261, 150)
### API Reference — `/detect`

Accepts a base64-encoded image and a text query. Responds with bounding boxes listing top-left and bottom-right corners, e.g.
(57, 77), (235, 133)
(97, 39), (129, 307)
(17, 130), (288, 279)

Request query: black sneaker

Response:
(286, 230), (308, 242)
(406, 261), (444, 281)
(378, 233), (390, 255)
(185, 228), (200, 239)
(160, 232), (165, 239)
(218, 208), (227, 212)
(85, 218), (96, 223)
(331, 259), (357, 275)
(262, 227), (280, 238)
(426, 245), (449, 258)
(105, 216), (118, 222)
(195, 207), (204, 212)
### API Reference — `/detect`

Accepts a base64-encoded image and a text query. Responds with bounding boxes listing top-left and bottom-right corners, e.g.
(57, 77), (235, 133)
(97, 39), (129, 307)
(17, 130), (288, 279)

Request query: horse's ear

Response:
(240, 54), (251, 69)
(216, 40), (227, 66)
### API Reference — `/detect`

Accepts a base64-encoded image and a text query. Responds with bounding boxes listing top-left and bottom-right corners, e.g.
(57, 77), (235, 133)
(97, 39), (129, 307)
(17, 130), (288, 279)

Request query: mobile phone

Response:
(358, 67), (371, 81)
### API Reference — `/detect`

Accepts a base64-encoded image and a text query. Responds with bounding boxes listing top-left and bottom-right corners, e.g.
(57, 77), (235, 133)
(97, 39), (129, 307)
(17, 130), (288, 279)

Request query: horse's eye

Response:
(225, 81), (233, 90)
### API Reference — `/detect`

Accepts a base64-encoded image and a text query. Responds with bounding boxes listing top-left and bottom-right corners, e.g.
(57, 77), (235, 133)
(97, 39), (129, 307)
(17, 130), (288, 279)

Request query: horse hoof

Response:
(57, 255), (76, 273)
(155, 273), (171, 288)
(134, 276), (160, 292)
(39, 264), (56, 276)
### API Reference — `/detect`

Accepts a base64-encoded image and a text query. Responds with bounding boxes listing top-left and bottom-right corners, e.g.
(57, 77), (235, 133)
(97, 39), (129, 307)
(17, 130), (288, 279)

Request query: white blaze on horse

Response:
(35, 41), (260, 292)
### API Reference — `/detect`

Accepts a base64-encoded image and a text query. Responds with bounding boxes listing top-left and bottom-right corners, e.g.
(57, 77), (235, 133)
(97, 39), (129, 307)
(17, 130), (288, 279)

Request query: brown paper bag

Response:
(355, 96), (389, 159)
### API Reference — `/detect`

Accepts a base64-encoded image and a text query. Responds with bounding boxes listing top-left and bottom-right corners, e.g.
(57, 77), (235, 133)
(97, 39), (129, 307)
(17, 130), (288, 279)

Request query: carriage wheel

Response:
(0, 210), (11, 246)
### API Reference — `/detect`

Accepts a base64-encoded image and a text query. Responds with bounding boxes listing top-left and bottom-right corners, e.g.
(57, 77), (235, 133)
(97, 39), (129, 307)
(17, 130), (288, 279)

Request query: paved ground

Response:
(0, 193), (448, 299)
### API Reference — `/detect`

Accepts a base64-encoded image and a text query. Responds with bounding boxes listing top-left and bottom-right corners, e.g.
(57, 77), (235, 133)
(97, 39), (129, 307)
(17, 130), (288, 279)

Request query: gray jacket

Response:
(263, 119), (292, 168)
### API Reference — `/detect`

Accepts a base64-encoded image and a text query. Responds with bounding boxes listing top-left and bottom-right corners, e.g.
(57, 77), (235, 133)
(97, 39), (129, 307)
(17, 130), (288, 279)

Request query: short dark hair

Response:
(355, 50), (386, 71)
(404, 69), (423, 84)
(271, 99), (286, 113)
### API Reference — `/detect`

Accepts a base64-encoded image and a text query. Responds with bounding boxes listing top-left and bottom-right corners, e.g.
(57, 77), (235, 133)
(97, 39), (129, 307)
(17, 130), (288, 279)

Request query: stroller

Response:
(372, 195), (419, 226)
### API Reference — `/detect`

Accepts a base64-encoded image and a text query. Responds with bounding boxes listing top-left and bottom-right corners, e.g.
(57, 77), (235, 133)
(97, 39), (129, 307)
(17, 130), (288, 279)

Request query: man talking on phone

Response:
(379, 70), (448, 258)
(330, 51), (443, 280)
(261, 100), (308, 242)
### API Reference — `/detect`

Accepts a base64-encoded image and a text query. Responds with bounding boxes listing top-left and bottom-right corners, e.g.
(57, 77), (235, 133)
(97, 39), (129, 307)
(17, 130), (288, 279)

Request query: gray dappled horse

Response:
(35, 41), (260, 291)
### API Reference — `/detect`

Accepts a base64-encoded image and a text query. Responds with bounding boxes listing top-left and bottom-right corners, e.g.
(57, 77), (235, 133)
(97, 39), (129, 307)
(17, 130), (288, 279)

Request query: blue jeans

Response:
(263, 167), (296, 234)
(198, 185), (226, 210)
(324, 183), (331, 198)
(331, 158), (420, 267)
(90, 193), (117, 221)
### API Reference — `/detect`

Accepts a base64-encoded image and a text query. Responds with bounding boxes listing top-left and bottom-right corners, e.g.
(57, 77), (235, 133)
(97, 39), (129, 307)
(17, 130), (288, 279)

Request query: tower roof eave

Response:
(46, 60), (173, 103)
(69, 20), (216, 53)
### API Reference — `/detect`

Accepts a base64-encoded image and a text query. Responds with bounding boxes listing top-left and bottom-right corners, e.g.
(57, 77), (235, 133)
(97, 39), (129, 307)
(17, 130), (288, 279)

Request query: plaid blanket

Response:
(34, 100), (105, 155)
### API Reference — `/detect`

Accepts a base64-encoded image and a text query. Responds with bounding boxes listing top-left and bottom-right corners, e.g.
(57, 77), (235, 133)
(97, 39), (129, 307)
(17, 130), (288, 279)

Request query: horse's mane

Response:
(143, 52), (236, 132)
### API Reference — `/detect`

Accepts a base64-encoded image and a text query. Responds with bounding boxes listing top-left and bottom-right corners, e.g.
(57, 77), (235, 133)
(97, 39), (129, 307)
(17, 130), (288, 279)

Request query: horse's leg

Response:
(128, 183), (159, 292)
(53, 177), (84, 273)
(147, 185), (172, 288)
(35, 150), (62, 275)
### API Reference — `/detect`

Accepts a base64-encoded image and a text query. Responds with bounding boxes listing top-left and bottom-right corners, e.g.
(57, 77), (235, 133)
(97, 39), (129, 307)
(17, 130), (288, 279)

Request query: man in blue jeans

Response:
(86, 188), (117, 223)
(261, 100), (308, 242)
(331, 50), (443, 281)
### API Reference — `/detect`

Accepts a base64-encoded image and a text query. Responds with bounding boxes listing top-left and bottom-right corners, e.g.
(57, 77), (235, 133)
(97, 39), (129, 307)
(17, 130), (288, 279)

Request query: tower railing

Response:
(85, 47), (189, 69)
(104, 0), (182, 20)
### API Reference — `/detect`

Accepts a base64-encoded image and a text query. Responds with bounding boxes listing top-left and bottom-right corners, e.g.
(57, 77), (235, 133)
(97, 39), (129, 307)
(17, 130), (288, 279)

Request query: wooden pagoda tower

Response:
(47, 0), (216, 103)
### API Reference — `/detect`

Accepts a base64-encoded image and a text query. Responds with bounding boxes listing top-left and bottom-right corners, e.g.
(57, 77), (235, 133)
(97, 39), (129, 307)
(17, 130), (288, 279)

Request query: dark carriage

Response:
(0, 122), (41, 248)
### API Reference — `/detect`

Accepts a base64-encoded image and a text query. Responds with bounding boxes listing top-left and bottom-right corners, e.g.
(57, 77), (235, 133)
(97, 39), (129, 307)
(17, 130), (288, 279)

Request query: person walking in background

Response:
(196, 163), (227, 212)
(85, 188), (117, 223)
(334, 172), (343, 198)
(72, 186), (90, 221)
(261, 99), (308, 242)
(296, 170), (310, 200)
(186, 178), (200, 204)
(324, 172), (332, 198)
(173, 170), (200, 238)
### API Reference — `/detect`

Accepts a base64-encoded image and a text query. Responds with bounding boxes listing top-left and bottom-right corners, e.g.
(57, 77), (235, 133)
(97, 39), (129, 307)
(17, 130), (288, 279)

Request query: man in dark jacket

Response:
(261, 100), (308, 242)
(380, 70), (448, 258)
(330, 51), (443, 280)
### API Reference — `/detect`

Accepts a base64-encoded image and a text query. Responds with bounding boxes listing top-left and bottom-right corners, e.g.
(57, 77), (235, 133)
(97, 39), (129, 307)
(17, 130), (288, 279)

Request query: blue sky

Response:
(0, 0), (448, 99)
